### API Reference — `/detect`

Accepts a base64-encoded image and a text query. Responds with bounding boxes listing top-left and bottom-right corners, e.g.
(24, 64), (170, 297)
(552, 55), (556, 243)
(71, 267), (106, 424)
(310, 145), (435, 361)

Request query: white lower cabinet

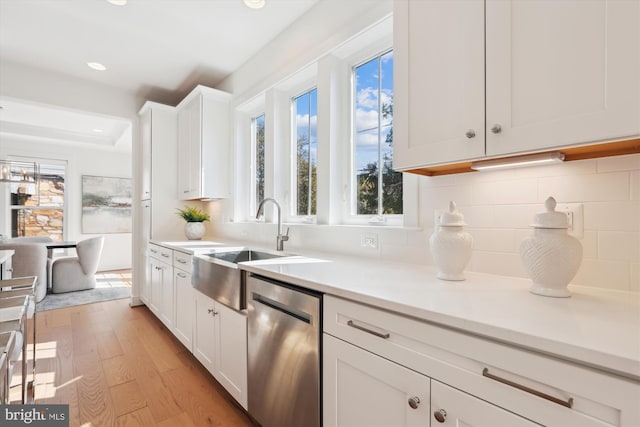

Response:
(430, 380), (539, 427)
(323, 334), (430, 427)
(324, 295), (638, 427)
(194, 290), (216, 373)
(194, 289), (248, 410)
(148, 244), (173, 328)
(173, 252), (194, 351)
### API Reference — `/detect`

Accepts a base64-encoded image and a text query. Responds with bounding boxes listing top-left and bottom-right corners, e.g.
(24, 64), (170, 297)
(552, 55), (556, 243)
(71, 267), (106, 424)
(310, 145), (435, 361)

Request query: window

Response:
(10, 159), (66, 240)
(293, 88), (318, 217)
(252, 114), (266, 208)
(353, 50), (402, 217)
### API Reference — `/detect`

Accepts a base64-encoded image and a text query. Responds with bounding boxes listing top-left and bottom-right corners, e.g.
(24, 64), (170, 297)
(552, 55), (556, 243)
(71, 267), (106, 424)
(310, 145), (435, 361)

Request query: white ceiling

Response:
(0, 0), (319, 150)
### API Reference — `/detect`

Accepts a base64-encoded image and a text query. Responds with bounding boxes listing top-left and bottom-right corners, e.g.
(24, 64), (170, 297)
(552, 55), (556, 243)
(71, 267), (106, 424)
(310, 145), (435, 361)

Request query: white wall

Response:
(0, 136), (133, 271)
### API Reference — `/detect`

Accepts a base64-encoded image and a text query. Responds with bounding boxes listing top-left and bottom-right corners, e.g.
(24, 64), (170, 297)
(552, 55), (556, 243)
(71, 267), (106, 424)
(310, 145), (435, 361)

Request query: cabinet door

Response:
(193, 290), (216, 375)
(214, 302), (247, 410)
(158, 260), (174, 329)
(139, 108), (152, 201)
(148, 257), (162, 316)
(431, 380), (540, 427)
(177, 95), (202, 200)
(173, 269), (194, 351)
(486, 0), (640, 156)
(394, 0), (485, 169)
(323, 334), (430, 427)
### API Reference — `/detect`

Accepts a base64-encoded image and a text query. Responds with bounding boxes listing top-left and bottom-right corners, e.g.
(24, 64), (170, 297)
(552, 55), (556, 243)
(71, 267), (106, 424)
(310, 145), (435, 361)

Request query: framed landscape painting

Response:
(82, 175), (132, 233)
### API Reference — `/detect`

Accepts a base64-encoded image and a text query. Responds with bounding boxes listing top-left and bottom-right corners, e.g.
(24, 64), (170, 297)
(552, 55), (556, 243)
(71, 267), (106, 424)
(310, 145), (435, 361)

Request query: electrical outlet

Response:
(556, 203), (584, 239)
(360, 233), (378, 249)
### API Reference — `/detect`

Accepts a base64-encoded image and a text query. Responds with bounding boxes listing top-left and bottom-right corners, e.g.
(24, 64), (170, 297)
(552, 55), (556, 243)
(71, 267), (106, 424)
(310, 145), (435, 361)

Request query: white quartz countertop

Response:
(153, 239), (640, 380)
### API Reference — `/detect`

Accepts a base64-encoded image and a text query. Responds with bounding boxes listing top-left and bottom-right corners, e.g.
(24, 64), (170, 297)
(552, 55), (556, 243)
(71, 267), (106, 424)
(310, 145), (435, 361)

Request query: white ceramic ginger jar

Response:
(184, 222), (205, 240)
(520, 197), (582, 298)
(429, 201), (473, 281)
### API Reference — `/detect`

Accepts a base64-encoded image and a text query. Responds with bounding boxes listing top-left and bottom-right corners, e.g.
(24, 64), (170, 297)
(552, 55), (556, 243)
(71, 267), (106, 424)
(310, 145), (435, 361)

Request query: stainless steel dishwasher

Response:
(246, 273), (321, 427)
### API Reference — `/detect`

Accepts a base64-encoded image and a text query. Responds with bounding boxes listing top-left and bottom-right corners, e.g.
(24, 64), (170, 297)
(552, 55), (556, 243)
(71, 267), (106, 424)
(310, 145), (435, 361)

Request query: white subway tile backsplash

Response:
(460, 205), (497, 228)
(630, 263), (639, 291)
(492, 205), (539, 229)
(597, 153), (640, 173)
(472, 178), (538, 205)
(631, 171), (639, 201)
(421, 185), (473, 212)
(470, 228), (517, 252)
(598, 231), (640, 261)
(538, 172), (630, 203)
(584, 202), (640, 232)
(581, 231), (598, 259)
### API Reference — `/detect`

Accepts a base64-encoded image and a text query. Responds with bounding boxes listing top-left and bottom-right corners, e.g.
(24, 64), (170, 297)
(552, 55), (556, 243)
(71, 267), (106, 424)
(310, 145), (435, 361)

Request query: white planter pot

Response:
(184, 222), (205, 240)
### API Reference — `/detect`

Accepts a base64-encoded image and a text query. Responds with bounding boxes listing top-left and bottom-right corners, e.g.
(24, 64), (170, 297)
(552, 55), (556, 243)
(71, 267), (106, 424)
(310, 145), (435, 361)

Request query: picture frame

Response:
(81, 175), (132, 234)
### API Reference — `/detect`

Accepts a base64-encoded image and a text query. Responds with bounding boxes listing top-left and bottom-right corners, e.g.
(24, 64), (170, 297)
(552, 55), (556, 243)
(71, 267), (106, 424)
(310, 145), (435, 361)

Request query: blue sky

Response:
(292, 51), (393, 172)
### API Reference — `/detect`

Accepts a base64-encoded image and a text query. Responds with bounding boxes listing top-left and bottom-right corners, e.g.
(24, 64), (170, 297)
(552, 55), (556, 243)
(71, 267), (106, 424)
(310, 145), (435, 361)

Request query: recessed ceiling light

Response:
(87, 62), (107, 71)
(244, 0), (265, 9)
(107, 0), (127, 5)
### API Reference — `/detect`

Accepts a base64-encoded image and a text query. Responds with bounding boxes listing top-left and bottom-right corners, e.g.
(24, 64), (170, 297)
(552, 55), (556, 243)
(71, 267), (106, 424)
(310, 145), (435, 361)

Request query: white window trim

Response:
(233, 94), (265, 222)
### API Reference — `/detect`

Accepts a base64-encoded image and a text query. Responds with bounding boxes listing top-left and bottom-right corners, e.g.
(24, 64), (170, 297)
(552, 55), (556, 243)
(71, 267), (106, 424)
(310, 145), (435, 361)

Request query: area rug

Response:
(36, 287), (131, 312)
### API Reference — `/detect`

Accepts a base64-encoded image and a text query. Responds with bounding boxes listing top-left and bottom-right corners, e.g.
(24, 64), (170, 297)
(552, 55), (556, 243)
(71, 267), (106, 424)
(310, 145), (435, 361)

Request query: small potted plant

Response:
(176, 206), (210, 240)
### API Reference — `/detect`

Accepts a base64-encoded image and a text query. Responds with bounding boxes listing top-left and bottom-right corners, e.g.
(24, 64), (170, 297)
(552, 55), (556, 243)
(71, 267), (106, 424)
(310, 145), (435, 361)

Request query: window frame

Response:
(8, 156), (67, 240)
(345, 46), (404, 227)
(290, 86), (319, 223)
(250, 112), (266, 217)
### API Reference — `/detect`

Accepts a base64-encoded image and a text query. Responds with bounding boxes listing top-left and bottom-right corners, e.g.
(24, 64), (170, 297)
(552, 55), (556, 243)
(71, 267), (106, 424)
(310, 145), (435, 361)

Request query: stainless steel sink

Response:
(192, 249), (288, 310)
(207, 250), (285, 264)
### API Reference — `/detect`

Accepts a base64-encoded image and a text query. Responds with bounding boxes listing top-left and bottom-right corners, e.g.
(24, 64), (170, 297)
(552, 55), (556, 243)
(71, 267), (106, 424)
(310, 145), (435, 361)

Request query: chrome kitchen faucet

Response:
(255, 198), (289, 251)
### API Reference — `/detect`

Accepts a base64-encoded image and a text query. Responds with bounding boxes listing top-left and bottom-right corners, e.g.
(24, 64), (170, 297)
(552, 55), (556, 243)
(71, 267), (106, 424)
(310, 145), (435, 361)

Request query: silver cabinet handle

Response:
(491, 124), (502, 134)
(161, 253), (170, 258)
(408, 396), (420, 409)
(176, 258), (187, 264)
(347, 320), (390, 339)
(465, 129), (476, 138)
(207, 308), (218, 316)
(434, 409), (447, 423)
(150, 249), (158, 254)
(177, 272), (187, 278)
(482, 368), (573, 408)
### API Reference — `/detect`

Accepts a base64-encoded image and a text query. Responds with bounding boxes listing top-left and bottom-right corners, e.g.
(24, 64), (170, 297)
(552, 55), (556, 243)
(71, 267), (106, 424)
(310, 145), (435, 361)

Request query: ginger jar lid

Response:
(439, 201), (466, 226)
(531, 197), (568, 229)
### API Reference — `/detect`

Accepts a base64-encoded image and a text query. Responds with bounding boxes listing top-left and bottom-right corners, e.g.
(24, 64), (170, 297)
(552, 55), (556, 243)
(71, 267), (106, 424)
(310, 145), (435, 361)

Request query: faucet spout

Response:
(255, 198), (289, 251)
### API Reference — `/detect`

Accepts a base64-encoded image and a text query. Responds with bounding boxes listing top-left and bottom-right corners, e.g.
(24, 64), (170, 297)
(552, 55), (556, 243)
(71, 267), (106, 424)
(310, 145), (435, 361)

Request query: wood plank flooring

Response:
(18, 298), (255, 427)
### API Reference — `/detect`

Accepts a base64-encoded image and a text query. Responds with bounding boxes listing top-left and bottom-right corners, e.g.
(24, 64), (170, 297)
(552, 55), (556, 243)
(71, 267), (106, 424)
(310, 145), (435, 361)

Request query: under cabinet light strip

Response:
(470, 151), (565, 171)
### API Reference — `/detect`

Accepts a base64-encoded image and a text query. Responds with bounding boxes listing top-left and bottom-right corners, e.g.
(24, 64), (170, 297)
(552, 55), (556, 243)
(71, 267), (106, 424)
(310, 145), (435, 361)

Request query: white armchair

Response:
(51, 236), (104, 294)
(0, 237), (52, 302)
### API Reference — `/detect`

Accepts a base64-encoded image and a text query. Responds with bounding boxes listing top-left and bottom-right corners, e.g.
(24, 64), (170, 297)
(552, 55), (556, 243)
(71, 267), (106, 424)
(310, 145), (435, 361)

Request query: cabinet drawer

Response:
(324, 295), (637, 427)
(173, 251), (193, 272)
(148, 243), (172, 262)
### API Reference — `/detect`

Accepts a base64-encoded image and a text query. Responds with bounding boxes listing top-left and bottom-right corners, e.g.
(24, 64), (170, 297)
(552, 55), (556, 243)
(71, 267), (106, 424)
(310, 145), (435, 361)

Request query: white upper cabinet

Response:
(394, 0), (485, 169)
(177, 85), (231, 200)
(394, 0), (640, 170)
(486, 0), (640, 157)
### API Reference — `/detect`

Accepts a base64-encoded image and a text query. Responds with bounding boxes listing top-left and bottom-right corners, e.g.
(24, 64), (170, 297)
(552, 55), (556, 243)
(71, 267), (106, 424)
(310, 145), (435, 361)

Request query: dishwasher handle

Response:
(252, 292), (313, 324)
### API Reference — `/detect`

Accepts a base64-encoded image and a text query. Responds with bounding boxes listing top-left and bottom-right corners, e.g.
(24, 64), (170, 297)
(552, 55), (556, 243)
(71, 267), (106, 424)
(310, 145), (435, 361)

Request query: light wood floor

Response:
(21, 298), (255, 427)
